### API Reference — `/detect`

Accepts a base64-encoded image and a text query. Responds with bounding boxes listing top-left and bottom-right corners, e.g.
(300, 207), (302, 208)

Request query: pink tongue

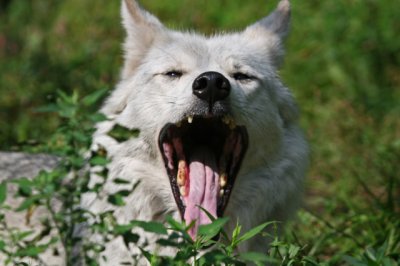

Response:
(184, 148), (220, 239)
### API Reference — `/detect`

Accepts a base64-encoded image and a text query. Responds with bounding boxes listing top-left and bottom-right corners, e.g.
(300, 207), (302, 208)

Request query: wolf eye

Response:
(164, 71), (183, 79)
(233, 72), (252, 81)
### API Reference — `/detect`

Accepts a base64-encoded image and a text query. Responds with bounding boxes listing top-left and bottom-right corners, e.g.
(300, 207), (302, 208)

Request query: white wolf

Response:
(80, 0), (309, 264)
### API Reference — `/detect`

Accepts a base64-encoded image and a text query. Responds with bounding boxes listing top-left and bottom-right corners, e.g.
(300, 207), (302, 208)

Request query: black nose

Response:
(192, 72), (231, 106)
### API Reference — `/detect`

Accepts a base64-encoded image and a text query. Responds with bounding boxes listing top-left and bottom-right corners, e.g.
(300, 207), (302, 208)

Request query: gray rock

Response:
(0, 152), (60, 181)
(0, 152), (65, 266)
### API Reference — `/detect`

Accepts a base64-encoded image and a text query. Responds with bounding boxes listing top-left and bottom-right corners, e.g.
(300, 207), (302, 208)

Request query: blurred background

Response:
(0, 0), (399, 263)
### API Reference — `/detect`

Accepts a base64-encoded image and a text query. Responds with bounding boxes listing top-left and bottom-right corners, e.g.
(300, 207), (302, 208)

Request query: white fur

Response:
(85, 0), (309, 264)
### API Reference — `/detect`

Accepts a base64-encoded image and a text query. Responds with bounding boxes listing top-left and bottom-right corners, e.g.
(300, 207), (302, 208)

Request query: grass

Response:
(0, 0), (399, 264)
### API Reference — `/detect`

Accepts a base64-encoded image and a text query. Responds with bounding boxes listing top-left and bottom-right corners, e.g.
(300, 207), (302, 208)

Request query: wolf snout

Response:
(192, 72), (230, 108)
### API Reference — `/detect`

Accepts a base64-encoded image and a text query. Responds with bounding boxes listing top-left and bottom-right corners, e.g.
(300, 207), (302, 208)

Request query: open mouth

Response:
(158, 115), (248, 239)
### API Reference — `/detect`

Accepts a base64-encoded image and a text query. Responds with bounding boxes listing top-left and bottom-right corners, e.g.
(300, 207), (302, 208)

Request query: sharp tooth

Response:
(220, 173), (227, 188)
(222, 116), (236, 129)
(178, 160), (186, 169)
(180, 186), (187, 196)
(176, 121), (182, 127)
(219, 189), (224, 197)
(177, 160), (186, 186)
(188, 116), (193, 124)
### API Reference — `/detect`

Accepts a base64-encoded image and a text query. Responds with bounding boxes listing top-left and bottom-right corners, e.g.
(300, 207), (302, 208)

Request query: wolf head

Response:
(96, 0), (301, 239)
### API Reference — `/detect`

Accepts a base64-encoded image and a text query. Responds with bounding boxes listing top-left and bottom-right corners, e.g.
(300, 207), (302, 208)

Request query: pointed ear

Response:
(252, 0), (291, 39)
(244, 0), (291, 67)
(121, 0), (165, 78)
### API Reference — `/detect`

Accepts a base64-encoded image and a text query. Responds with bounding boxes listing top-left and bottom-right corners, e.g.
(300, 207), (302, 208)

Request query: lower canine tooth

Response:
(219, 189), (224, 197)
(177, 160), (186, 186)
(188, 116), (193, 123)
(180, 186), (187, 196)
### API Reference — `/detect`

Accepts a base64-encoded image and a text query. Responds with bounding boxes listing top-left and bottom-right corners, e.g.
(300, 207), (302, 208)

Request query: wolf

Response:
(0, 0), (308, 265)
(78, 0), (309, 264)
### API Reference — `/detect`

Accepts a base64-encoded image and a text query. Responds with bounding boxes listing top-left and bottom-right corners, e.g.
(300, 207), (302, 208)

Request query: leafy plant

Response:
(0, 89), (108, 265)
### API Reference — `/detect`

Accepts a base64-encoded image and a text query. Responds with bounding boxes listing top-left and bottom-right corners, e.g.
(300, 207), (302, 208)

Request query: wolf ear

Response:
(244, 0), (291, 67)
(121, 0), (165, 78)
(252, 0), (291, 39)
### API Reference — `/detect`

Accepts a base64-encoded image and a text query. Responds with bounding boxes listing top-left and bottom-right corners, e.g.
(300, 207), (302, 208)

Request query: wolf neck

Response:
(183, 147), (219, 239)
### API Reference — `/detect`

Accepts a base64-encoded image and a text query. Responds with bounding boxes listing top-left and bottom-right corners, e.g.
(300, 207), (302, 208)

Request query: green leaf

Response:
(197, 205), (230, 240)
(156, 238), (181, 248)
(15, 263), (29, 266)
(16, 195), (41, 211)
(231, 222), (241, 243)
(365, 247), (377, 261)
(0, 182), (7, 205)
(69, 157), (86, 169)
(198, 217), (229, 239)
(113, 224), (135, 234)
(237, 221), (275, 244)
(122, 232), (140, 246)
(107, 124), (139, 142)
(113, 224), (140, 245)
(107, 193), (126, 206)
(288, 244), (300, 258)
(90, 156), (109, 166)
(197, 205), (217, 221)
(113, 178), (131, 185)
(131, 221), (168, 235)
(82, 88), (108, 106)
(89, 113), (107, 123)
(12, 177), (32, 197)
(16, 230), (35, 241)
(15, 245), (48, 257)
(165, 215), (193, 242)
(0, 240), (5, 251)
(166, 215), (186, 231)
(139, 247), (153, 263)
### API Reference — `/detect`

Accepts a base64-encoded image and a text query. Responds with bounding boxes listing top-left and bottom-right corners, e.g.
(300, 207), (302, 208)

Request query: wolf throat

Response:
(159, 116), (248, 239)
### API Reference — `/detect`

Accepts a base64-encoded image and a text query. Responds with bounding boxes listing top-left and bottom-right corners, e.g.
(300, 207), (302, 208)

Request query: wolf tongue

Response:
(184, 147), (220, 240)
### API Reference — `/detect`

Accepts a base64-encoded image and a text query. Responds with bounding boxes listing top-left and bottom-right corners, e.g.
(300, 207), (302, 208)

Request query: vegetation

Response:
(0, 0), (399, 265)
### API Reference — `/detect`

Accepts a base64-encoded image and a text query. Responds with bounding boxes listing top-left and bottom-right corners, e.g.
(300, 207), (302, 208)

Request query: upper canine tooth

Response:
(222, 116), (236, 129)
(220, 173), (227, 188)
(188, 116), (193, 124)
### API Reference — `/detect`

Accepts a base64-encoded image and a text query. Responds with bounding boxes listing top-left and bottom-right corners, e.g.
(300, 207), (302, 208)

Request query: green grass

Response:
(0, 0), (399, 264)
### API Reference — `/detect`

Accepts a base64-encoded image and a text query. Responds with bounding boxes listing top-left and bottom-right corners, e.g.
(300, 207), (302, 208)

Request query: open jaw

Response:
(158, 115), (248, 239)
